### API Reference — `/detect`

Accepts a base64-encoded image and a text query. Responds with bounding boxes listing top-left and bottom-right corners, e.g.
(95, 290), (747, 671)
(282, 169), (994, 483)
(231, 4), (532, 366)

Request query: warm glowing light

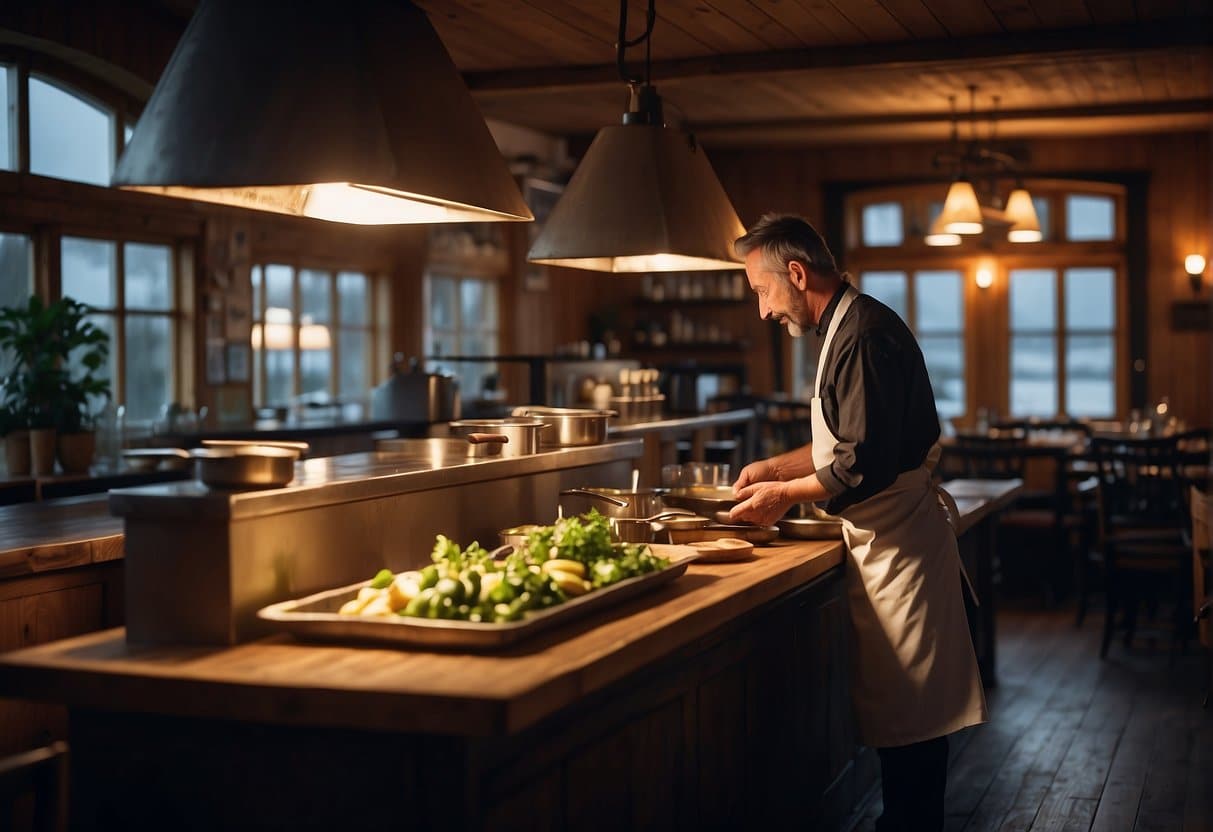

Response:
(1186, 254), (1207, 275)
(976, 267), (994, 289)
(1004, 188), (1042, 243)
(529, 252), (744, 273)
(299, 324), (332, 351)
(941, 180), (983, 235)
(925, 212), (961, 247)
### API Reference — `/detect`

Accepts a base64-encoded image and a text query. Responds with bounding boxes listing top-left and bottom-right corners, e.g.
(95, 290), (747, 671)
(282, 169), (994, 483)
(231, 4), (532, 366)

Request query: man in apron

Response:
(728, 214), (987, 831)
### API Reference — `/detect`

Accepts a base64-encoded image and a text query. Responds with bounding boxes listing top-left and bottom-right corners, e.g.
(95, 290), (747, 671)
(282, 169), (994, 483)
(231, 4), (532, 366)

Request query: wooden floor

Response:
(850, 604), (1213, 832)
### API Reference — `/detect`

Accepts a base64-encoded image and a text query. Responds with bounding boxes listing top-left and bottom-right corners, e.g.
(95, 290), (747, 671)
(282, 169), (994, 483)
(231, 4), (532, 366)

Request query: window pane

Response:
(920, 335), (965, 419)
(1010, 335), (1057, 417)
(862, 202), (903, 247)
(300, 347), (330, 398)
(30, 75), (114, 187)
(1065, 267), (1115, 330)
(0, 65), (12, 171)
(124, 315), (172, 422)
(68, 313), (114, 417)
(124, 243), (173, 311)
(460, 279), (497, 329)
(338, 271), (368, 326)
(1066, 335), (1114, 418)
(339, 329), (368, 397)
(265, 344), (294, 407)
(1009, 269), (1056, 331)
(299, 269), (331, 325)
(1032, 196), (1051, 241)
(860, 271), (907, 321)
(251, 265), (263, 322)
(455, 333), (497, 396)
(62, 237), (117, 309)
(1066, 194), (1115, 241)
(264, 264), (293, 312)
(915, 270), (963, 333)
(428, 276), (456, 329)
(0, 232), (33, 310)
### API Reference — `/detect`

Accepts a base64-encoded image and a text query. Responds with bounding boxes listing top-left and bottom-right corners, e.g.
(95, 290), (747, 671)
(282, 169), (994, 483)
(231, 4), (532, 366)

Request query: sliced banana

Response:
(548, 570), (590, 597)
(541, 559), (586, 578)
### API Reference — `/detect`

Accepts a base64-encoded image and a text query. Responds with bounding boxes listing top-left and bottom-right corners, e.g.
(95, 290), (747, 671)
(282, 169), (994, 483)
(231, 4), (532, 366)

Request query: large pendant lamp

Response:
(113, 0), (532, 225)
(940, 179), (984, 235)
(527, 1), (744, 272)
(1003, 186), (1043, 242)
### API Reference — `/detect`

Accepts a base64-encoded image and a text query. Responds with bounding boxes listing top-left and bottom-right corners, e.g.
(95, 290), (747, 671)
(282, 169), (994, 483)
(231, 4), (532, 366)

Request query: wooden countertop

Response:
(0, 538), (843, 737)
(942, 477), (1024, 535)
(0, 494), (123, 579)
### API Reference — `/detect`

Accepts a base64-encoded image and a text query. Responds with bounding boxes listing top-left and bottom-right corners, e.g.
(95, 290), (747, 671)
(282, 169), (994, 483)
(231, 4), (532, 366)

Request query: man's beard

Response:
(784, 294), (809, 337)
(786, 320), (804, 337)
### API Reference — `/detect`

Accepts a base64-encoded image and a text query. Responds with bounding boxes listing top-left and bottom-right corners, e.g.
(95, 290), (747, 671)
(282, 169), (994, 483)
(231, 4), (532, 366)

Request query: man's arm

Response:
(732, 443), (815, 491)
(728, 471), (832, 526)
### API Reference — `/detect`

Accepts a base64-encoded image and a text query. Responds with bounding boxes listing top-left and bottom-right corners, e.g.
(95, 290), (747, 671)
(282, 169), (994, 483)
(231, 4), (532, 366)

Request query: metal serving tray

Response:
(257, 546), (698, 650)
(776, 517), (844, 540)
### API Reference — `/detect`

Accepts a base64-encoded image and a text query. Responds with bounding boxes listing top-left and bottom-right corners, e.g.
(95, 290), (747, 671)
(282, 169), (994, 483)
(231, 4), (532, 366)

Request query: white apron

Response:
(812, 286), (987, 748)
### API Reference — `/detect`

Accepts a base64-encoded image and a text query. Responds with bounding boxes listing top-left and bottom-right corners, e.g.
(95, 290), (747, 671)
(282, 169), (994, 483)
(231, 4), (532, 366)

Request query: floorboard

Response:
(847, 603), (1210, 832)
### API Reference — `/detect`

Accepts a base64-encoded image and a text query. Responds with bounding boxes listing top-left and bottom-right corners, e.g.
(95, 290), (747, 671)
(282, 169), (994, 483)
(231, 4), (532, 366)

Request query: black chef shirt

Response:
(811, 283), (941, 515)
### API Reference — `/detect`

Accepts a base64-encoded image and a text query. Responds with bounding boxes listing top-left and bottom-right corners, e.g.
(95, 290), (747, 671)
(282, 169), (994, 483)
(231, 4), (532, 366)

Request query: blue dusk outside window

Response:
(1009, 269), (1058, 417)
(915, 271), (964, 419)
(0, 65), (13, 171)
(29, 75), (115, 187)
(862, 202), (903, 247)
(1066, 194), (1115, 241)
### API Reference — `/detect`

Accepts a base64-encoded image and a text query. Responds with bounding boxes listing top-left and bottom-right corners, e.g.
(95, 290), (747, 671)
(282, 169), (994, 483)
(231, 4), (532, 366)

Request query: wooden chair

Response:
(1090, 436), (1192, 658)
(0, 742), (68, 832)
(1191, 486), (1212, 707)
(947, 431), (1028, 480)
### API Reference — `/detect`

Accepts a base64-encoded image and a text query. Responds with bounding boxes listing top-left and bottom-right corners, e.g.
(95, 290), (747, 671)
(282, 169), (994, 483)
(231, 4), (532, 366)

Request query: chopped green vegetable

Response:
(370, 568), (394, 590)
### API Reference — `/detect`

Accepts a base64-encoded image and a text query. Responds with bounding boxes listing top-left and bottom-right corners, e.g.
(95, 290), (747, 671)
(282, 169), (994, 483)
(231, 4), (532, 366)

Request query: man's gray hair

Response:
(734, 213), (840, 280)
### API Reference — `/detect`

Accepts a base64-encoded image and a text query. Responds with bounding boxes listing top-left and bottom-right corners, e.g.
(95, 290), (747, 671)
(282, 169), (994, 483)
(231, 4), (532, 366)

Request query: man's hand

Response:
(732, 459), (777, 495)
(729, 480), (794, 527)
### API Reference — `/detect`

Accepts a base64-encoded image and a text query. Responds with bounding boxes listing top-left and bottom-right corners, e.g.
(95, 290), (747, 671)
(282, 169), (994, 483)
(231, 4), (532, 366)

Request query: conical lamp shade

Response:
(924, 211), (961, 246)
(113, 0), (532, 225)
(941, 179), (984, 235)
(527, 124), (745, 272)
(1004, 187), (1043, 243)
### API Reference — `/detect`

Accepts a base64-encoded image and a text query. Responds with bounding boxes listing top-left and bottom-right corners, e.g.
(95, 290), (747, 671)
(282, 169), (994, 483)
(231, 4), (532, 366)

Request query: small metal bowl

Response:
(499, 524), (545, 550)
(191, 445), (299, 489)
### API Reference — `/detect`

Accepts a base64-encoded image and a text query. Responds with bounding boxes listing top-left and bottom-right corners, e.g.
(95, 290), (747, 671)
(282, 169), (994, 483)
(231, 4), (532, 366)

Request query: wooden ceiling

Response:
(411, 0), (1213, 146)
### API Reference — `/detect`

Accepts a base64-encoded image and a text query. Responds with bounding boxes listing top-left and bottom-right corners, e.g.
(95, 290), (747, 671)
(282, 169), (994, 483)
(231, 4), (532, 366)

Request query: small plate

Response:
(688, 538), (755, 563)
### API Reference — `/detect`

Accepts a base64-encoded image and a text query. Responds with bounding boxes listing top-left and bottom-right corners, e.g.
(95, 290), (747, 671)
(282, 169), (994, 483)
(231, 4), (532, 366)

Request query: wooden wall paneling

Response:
(741, 0), (845, 46)
(698, 0), (815, 49)
(918, 0), (1003, 35)
(1083, 0), (1138, 25)
(1026, 0), (1094, 28)
(649, 0), (774, 52)
(986, 0), (1045, 31)
(875, 0), (951, 38)
(538, 0), (718, 58)
(824, 0), (912, 42)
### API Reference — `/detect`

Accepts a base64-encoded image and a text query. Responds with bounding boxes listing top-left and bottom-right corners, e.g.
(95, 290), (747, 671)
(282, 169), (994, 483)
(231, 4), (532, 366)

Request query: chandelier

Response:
(927, 86), (1042, 247)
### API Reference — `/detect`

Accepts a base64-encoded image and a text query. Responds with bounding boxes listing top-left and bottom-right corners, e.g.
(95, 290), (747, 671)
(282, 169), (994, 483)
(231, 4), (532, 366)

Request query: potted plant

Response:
(0, 383), (30, 476)
(0, 296), (111, 475)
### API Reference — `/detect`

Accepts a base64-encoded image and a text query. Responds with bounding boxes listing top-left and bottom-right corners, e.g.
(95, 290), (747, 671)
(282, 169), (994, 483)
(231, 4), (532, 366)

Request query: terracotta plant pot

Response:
(4, 430), (31, 476)
(57, 431), (96, 474)
(29, 428), (57, 476)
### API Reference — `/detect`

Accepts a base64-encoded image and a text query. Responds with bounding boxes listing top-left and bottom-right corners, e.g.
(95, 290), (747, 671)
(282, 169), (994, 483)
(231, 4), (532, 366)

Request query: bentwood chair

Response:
(1090, 435), (1192, 658)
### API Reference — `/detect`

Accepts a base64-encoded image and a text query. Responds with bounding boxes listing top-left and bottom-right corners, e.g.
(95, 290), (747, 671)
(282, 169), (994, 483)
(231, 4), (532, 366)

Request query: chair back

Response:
(1089, 435), (1187, 535)
(948, 432), (1027, 480)
(1192, 486), (1212, 648)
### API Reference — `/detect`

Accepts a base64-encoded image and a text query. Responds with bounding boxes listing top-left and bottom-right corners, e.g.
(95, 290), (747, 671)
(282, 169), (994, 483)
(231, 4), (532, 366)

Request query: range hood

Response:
(113, 0), (532, 225)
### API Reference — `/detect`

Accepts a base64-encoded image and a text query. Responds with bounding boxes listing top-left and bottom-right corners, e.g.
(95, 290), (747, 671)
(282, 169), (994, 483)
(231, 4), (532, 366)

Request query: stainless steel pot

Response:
(510, 406), (614, 447)
(609, 511), (699, 543)
(375, 434), (509, 459)
(449, 418), (546, 456)
(559, 487), (667, 519)
(370, 357), (460, 423)
(191, 445), (300, 489)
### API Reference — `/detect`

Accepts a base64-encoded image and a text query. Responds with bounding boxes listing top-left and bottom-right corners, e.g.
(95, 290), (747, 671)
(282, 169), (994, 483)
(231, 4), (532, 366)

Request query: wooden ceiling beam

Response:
(463, 18), (1213, 93)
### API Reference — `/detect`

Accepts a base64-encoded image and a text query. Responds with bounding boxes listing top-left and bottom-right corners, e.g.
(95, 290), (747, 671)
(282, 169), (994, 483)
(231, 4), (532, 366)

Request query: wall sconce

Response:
(975, 265), (994, 289)
(1186, 254), (1206, 294)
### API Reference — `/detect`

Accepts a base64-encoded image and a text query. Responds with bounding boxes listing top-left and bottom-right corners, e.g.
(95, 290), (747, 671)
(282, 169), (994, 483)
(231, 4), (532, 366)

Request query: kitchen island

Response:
(0, 479), (1021, 830)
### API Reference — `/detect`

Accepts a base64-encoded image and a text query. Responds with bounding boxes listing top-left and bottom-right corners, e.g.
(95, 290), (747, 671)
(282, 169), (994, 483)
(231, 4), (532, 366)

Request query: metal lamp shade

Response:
(527, 124), (745, 272)
(940, 179), (984, 235)
(113, 0), (532, 225)
(1004, 188), (1043, 243)
(924, 212), (961, 246)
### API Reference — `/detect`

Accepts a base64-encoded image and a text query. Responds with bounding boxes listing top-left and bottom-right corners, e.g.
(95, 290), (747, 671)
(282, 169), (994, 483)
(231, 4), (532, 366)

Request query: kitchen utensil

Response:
(777, 517), (844, 540)
(122, 447), (192, 472)
(559, 487), (666, 519)
(651, 514), (712, 532)
(376, 434), (509, 460)
(687, 538), (755, 563)
(662, 523), (779, 546)
(201, 439), (311, 456)
(510, 406), (615, 447)
(663, 485), (738, 516)
(191, 444), (300, 489)
(608, 510), (698, 544)
(448, 418), (546, 457)
(498, 524), (544, 549)
(370, 356), (460, 423)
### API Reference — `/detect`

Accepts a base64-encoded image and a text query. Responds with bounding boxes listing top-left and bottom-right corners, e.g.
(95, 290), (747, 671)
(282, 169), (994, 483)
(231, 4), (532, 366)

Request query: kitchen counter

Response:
(0, 494), (122, 578)
(607, 407), (757, 485)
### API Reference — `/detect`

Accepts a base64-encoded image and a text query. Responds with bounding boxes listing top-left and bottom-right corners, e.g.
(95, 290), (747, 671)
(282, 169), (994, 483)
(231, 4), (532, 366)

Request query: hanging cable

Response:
(616, 0), (657, 86)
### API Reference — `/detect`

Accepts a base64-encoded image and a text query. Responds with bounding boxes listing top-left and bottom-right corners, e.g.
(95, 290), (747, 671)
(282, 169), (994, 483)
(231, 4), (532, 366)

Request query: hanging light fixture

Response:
(929, 88), (1040, 245)
(527, 0), (744, 273)
(113, 0), (532, 225)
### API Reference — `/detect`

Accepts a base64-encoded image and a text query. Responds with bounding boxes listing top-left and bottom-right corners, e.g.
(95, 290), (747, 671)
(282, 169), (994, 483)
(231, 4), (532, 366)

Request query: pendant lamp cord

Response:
(617, 0), (657, 86)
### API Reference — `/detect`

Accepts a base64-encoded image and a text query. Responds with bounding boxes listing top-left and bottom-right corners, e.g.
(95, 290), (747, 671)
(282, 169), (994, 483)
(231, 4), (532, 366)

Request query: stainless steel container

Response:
(559, 487), (666, 519)
(448, 417), (547, 457)
(511, 406), (614, 447)
(376, 435), (508, 459)
(370, 357), (461, 423)
(191, 445), (300, 489)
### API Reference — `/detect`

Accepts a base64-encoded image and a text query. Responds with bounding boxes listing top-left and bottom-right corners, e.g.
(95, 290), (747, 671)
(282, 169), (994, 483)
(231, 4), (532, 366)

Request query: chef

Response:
(728, 214), (986, 831)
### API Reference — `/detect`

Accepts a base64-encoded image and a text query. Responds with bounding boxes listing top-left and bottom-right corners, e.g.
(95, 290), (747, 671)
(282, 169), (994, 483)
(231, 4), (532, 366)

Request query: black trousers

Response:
(875, 735), (949, 832)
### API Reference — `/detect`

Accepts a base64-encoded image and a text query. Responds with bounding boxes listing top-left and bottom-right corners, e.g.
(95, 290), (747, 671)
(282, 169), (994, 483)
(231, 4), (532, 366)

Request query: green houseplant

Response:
(0, 296), (111, 474)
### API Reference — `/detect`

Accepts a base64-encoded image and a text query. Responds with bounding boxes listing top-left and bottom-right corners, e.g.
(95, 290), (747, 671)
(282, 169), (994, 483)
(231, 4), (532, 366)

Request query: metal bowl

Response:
(663, 485), (738, 516)
(191, 445), (299, 489)
(449, 418), (546, 456)
(559, 487), (667, 519)
(376, 435), (508, 460)
(498, 524), (545, 550)
(511, 406), (614, 447)
(777, 517), (844, 540)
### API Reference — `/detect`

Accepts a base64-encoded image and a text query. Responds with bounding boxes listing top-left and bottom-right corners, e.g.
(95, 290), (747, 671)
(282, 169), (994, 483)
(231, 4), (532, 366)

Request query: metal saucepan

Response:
(448, 418), (547, 457)
(609, 511), (704, 544)
(122, 448), (192, 472)
(375, 434), (509, 460)
(559, 487), (668, 519)
(510, 406), (615, 447)
(663, 485), (739, 516)
(191, 444), (300, 489)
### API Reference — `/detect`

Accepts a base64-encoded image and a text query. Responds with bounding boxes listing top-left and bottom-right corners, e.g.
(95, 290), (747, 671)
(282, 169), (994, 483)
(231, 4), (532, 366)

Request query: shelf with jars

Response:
(639, 271), (747, 304)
